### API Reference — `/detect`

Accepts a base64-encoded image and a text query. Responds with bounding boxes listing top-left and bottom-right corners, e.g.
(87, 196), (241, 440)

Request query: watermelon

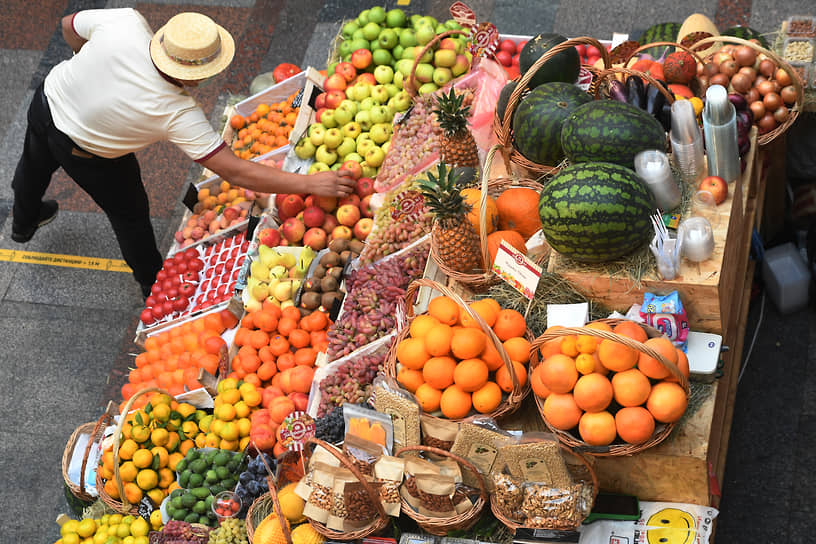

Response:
(538, 162), (655, 263)
(519, 33), (580, 90)
(560, 100), (666, 169)
(721, 26), (769, 48)
(512, 83), (592, 165)
(637, 22), (681, 58)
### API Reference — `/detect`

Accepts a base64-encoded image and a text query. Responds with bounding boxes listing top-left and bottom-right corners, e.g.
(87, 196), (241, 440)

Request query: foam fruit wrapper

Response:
(639, 291), (689, 347)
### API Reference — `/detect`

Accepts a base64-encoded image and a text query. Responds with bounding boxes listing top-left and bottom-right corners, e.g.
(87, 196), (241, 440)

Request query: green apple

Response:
(361, 162), (379, 178)
(414, 47), (432, 63)
(356, 136), (375, 156)
(370, 39), (383, 52)
(338, 40), (352, 58)
(392, 71), (404, 90)
(343, 152), (364, 164)
(386, 8), (407, 28)
(352, 29), (366, 41)
(392, 45), (404, 61)
(331, 163), (342, 171)
(354, 110), (372, 131)
(350, 83), (371, 102)
(432, 67), (452, 87)
(372, 48), (393, 66)
(369, 105), (391, 125)
(357, 10), (369, 26)
(385, 83), (399, 98)
(370, 85), (391, 105)
(451, 54), (470, 77)
(364, 146), (385, 168)
(308, 124), (326, 146)
(395, 59), (414, 76)
(342, 121), (362, 140)
(323, 128), (343, 149)
(399, 28), (417, 48)
(339, 99), (359, 117)
(362, 22), (381, 41)
(445, 19), (462, 30)
(368, 6), (386, 24)
(333, 103), (354, 126)
(434, 48), (457, 68)
(294, 137), (316, 159)
(308, 162), (331, 174)
(389, 90), (412, 112)
(359, 97), (376, 111)
(320, 109), (337, 128)
(418, 82), (439, 95)
(410, 14), (422, 27)
(419, 16), (438, 29)
(348, 38), (369, 53)
(374, 65), (394, 84)
(336, 136), (357, 158)
(369, 122), (391, 144)
(342, 21), (360, 39)
(401, 46), (416, 61)
(435, 24), (448, 35)
(377, 28), (398, 50)
(315, 144), (338, 165)
(414, 63), (434, 84)
(415, 24), (436, 46)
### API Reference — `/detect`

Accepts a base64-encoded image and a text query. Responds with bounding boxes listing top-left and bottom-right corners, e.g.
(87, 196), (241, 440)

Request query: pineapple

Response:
(433, 88), (479, 168)
(418, 163), (483, 274)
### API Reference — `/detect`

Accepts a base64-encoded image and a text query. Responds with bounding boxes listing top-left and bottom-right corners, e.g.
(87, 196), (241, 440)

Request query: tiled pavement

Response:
(0, 1), (814, 542)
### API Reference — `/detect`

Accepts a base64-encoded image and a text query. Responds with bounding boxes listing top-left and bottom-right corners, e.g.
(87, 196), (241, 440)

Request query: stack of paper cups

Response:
(669, 99), (705, 185)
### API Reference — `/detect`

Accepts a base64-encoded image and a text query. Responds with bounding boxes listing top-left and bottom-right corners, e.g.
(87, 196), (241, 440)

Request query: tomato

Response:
(272, 63), (301, 83)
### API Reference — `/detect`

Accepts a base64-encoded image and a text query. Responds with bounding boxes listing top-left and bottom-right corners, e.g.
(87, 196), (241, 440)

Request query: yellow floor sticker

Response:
(397, 0), (410, 5)
(0, 249), (132, 272)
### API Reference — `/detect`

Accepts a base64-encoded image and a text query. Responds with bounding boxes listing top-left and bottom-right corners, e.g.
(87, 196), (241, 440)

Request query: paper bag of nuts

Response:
(420, 415), (459, 454)
(449, 417), (514, 490)
(326, 468), (357, 531)
(400, 456), (441, 511)
(415, 473), (457, 519)
(374, 455), (405, 516)
(372, 376), (421, 452)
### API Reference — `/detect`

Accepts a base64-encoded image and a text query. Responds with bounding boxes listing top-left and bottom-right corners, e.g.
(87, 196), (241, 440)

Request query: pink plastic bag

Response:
(451, 57), (508, 152)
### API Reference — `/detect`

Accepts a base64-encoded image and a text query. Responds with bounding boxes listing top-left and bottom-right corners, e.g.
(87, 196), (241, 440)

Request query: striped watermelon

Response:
(721, 26), (769, 48)
(538, 162), (655, 263)
(512, 82), (592, 165)
(560, 100), (667, 169)
(637, 22), (681, 58)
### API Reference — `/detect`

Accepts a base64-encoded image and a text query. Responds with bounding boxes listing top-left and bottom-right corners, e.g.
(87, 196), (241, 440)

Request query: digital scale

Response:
(685, 331), (723, 383)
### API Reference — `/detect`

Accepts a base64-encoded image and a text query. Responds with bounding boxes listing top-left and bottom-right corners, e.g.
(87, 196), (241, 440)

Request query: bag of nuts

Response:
(449, 417), (514, 491)
(372, 376), (421, 452)
(374, 455), (405, 516)
(343, 479), (383, 531)
(493, 433), (572, 489)
(520, 480), (594, 529)
(415, 473), (456, 518)
(296, 447), (341, 500)
(400, 456), (441, 511)
(452, 483), (479, 515)
(326, 468), (356, 531)
(420, 414), (459, 453)
(302, 464), (336, 524)
(342, 433), (386, 478)
(491, 469), (525, 523)
(436, 457), (462, 483)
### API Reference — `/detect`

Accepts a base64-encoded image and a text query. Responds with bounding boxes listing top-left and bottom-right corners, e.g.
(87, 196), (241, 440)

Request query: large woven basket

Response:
(395, 444), (488, 536)
(96, 386), (175, 514)
(428, 144), (546, 292)
(492, 37), (612, 179)
(384, 277), (530, 422)
(62, 402), (115, 504)
(245, 449), (294, 544)
(489, 444), (599, 531)
(529, 319), (690, 456)
(303, 437), (390, 540)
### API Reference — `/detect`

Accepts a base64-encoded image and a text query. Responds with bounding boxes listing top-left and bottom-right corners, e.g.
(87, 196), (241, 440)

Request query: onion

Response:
(738, 66), (757, 81)
(757, 79), (775, 96)
(749, 101), (766, 120)
(702, 62), (719, 77)
(758, 59), (776, 77)
(773, 106), (789, 124)
(746, 88), (760, 103)
(728, 93), (748, 110)
(758, 112), (777, 133)
(719, 59), (739, 77)
(780, 85), (797, 105)
(710, 73), (730, 88)
(736, 110), (752, 135)
(775, 68), (792, 88)
(734, 45), (757, 67)
(738, 133), (751, 155)
(730, 73), (752, 94)
(763, 92), (781, 111)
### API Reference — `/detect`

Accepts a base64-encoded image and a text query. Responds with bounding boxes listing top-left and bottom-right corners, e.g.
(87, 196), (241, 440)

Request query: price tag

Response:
(491, 240), (542, 300)
(470, 21), (499, 58)
(279, 411), (315, 451)
(390, 190), (425, 222)
(137, 496), (157, 522)
(449, 2), (477, 27)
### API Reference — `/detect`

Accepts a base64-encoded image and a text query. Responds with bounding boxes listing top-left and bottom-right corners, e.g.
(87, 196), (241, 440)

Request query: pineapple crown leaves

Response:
(433, 88), (471, 135)
(417, 163), (473, 219)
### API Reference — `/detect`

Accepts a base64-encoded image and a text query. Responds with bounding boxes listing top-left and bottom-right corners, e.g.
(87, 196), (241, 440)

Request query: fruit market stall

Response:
(57, 6), (803, 544)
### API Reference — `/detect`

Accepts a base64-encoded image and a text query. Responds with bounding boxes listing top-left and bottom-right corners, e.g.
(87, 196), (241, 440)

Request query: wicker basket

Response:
(395, 444), (488, 536)
(492, 37), (612, 179)
(404, 30), (469, 98)
(529, 319), (690, 456)
(304, 437), (389, 540)
(62, 403), (116, 504)
(96, 386), (175, 514)
(245, 450), (294, 544)
(384, 277), (530, 422)
(489, 445), (599, 531)
(428, 144), (546, 292)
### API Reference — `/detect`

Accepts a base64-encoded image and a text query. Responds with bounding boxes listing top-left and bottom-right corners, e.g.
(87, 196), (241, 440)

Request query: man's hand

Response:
(305, 170), (357, 197)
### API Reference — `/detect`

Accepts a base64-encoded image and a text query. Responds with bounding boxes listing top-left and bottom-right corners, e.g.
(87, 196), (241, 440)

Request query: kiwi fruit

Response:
(312, 265), (326, 279)
(320, 252), (341, 268)
(320, 276), (339, 293)
(339, 249), (352, 265)
(327, 266), (344, 281)
(328, 238), (350, 253)
(321, 291), (343, 310)
(300, 292), (321, 310)
(303, 278), (320, 292)
(349, 239), (365, 255)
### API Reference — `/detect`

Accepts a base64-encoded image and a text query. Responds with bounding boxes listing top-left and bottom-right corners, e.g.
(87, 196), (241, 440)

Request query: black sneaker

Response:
(12, 200), (59, 243)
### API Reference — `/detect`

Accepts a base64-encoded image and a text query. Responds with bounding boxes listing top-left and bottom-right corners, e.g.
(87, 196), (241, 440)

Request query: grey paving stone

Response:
(493, 0), (556, 36)
(750, 0), (816, 34)
(0, 50), (41, 143)
(0, 88), (32, 204)
(302, 21), (343, 70)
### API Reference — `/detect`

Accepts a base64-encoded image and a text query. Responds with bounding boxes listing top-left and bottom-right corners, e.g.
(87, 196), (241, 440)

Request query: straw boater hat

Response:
(150, 12), (235, 80)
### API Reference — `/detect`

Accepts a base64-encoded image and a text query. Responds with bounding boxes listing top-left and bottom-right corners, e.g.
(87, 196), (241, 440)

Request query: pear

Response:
(280, 299), (295, 309)
(279, 252), (297, 269)
(250, 259), (270, 281)
(273, 281), (294, 302)
(244, 297), (262, 312)
(258, 245), (284, 269)
(269, 265), (288, 280)
(250, 280), (270, 301)
(264, 295), (281, 308)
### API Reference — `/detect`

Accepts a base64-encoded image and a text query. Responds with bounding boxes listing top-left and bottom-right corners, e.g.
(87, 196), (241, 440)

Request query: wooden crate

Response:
(544, 129), (760, 335)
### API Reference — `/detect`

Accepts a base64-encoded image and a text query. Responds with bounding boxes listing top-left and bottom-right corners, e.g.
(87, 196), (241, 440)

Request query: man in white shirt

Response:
(11, 9), (356, 297)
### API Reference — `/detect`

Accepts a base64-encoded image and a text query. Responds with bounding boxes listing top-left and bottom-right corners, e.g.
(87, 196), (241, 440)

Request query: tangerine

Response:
(614, 406), (656, 444)
(573, 374), (614, 412)
(637, 337), (677, 380)
(646, 382), (687, 423)
(611, 368), (652, 407)
(542, 393), (582, 430)
(415, 384), (442, 412)
(538, 354), (578, 394)
(559, 335), (579, 357)
(289, 329), (311, 349)
(439, 385), (472, 419)
(578, 411), (617, 446)
(451, 328), (487, 360)
(422, 356), (457, 390)
(428, 296), (460, 326)
(453, 358), (489, 392)
(575, 353), (596, 375)
(492, 309), (527, 341)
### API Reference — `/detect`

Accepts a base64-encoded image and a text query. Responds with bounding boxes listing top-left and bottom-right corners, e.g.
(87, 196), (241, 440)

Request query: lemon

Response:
(93, 531), (108, 544)
(77, 518), (97, 538)
(106, 525), (119, 537)
(108, 514), (123, 526)
(115, 524), (131, 539)
(129, 518), (150, 538)
(60, 520), (80, 537)
(120, 516), (134, 526)
(123, 537), (135, 544)
(63, 535), (80, 544)
(149, 510), (163, 530)
(217, 377), (238, 393)
(134, 536), (150, 544)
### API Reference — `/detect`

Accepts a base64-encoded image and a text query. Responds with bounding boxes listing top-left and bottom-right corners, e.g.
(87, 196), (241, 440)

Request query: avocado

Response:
(175, 459), (187, 473)
(178, 470), (190, 488)
(181, 492), (197, 508)
(191, 459), (207, 474)
(205, 469), (219, 484)
(184, 512), (199, 524)
(213, 451), (230, 466)
(215, 466), (231, 480)
(188, 473), (204, 488)
(171, 495), (184, 510)
(191, 486), (211, 499)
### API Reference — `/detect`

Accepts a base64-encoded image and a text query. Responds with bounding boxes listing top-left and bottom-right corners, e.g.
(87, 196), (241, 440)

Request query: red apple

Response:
(360, 194), (374, 218)
(302, 206), (326, 228)
(335, 61), (357, 83)
(340, 160), (362, 180)
(499, 39), (517, 55)
(302, 227), (328, 251)
(322, 214), (339, 232)
(280, 217), (306, 244)
(172, 296), (190, 313)
(331, 225), (353, 240)
(324, 89), (346, 110)
(495, 50), (513, 67)
(324, 73), (347, 92)
(258, 227), (282, 248)
(698, 176), (727, 205)
(338, 194), (360, 208)
(352, 217), (373, 241)
(314, 92), (327, 110)
(355, 72), (377, 86)
(315, 195), (337, 213)
(278, 194), (305, 220)
(314, 107), (327, 123)
(336, 204), (361, 227)
(179, 282), (196, 298)
(350, 48), (373, 71)
(355, 177), (375, 197)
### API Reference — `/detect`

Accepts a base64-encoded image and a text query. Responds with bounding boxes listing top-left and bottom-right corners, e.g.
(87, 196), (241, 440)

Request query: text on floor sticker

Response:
(0, 249), (132, 272)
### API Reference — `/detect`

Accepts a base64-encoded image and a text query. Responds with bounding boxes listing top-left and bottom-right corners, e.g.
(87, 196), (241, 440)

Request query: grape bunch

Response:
(234, 453), (274, 517)
(314, 405), (345, 442)
(149, 520), (210, 544)
(207, 518), (248, 544)
(327, 242), (429, 360)
(360, 183), (433, 265)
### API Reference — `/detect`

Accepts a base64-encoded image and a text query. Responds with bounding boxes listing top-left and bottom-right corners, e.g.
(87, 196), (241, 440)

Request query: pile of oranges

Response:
(530, 320), (690, 447)
(99, 394), (202, 506)
(394, 296), (530, 420)
(229, 91), (301, 160)
(123, 309), (239, 411)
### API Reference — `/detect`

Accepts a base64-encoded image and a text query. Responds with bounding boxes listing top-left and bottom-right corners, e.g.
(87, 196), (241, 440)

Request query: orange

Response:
(439, 385), (472, 419)
(132, 449), (154, 469)
(503, 336), (531, 363)
(123, 482), (143, 504)
(453, 358), (489, 392)
(136, 469), (158, 491)
(492, 309), (527, 341)
(277, 317), (298, 337)
(611, 368), (652, 407)
(450, 328), (487, 360)
(646, 382), (688, 423)
(578, 411), (617, 446)
(530, 365), (551, 399)
(294, 347), (317, 366)
(614, 406), (656, 444)
(424, 324), (454, 357)
(559, 335), (579, 357)
(428, 296), (460, 326)
(597, 339), (639, 372)
(230, 114), (246, 130)
(415, 384), (442, 412)
(472, 381), (502, 414)
(538, 354), (578, 394)
(460, 299), (499, 328)
(422, 356), (457, 390)
(542, 393), (582, 430)
(637, 337), (677, 380)
(254, 311), (279, 333)
(480, 342), (503, 371)
(249, 330), (270, 350)
(575, 353), (596, 375)
(573, 373), (614, 412)
(538, 326), (564, 359)
(396, 367), (425, 393)
(410, 314), (439, 338)
(612, 320), (648, 342)
(103, 479), (121, 500)
(666, 348), (690, 384)
(496, 360), (527, 392)
(396, 337), (430, 370)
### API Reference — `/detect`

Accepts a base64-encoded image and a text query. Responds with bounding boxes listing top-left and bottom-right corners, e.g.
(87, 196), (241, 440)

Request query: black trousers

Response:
(11, 84), (162, 288)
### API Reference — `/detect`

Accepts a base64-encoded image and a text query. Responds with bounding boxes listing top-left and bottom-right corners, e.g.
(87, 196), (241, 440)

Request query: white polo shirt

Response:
(43, 8), (224, 161)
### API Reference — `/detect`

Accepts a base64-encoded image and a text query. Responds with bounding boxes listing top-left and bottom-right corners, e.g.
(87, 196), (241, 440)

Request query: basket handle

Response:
(592, 67), (675, 103)
(529, 321), (689, 393)
(394, 444), (489, 505)
(306, 437), (388, 520)
(405, 30), (469, 98)
(79, 401), (116, 497)
(111, 386), (175, 511)
(498, 37), (612, 147)
(476, 144), (503, 269)
(253, 445), (294, 544)
(403, 278), (522, 400)
(622, 40), (705, 65)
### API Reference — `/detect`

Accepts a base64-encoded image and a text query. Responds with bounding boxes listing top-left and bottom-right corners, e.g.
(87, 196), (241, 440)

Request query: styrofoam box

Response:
(762, 242), (811, 314)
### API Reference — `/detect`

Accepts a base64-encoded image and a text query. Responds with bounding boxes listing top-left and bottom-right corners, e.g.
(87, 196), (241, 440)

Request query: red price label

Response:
(449, 2), (477, 28)
(278, 411), (315, 451)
